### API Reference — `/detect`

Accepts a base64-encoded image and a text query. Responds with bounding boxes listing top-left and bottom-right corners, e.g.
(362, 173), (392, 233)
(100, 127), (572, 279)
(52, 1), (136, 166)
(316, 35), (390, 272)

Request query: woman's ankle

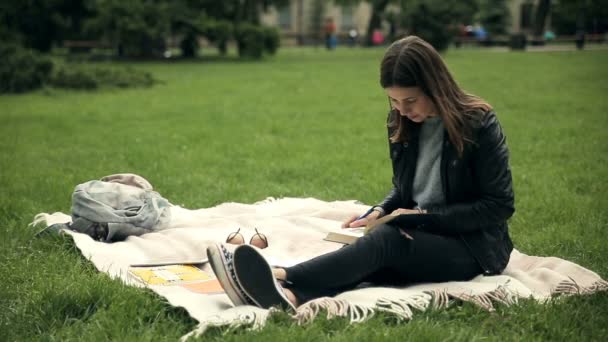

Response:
(272, 267), (287, 281)
(282, 288), (298, 307)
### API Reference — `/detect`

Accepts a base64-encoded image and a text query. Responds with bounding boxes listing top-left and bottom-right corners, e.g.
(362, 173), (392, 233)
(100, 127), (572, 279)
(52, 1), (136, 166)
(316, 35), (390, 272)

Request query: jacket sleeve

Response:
(376, 111), (404, 214)
(425, 112), (515, 233)
(377, 182), (402, 214)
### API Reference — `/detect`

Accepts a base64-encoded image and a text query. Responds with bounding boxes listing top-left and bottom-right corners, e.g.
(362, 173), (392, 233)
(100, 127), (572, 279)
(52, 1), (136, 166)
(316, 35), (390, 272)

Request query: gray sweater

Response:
(412, 116), (446, 209)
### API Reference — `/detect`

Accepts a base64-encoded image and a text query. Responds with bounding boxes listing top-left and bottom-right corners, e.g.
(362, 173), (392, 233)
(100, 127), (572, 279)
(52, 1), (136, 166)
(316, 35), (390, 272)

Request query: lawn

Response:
(1, 47), (607, 341)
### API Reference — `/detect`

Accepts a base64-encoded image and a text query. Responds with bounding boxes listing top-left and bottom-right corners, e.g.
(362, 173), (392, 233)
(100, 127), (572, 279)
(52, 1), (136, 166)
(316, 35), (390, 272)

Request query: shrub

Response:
(50, 67), (98, 89)
(235, 24), (265, 59)
(96, 67), (156, 88)
(49, 64), (156, 90)
(179, 32), (199, 58)
(0, 43), (53, 93)
(262, 26), (280, 55)
(0, 41), (156, 93)
(205, 21), (233, 56)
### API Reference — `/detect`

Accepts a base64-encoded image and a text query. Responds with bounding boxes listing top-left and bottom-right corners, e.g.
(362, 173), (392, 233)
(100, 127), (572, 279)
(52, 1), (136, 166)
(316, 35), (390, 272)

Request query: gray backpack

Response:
(39, 174), (171, 242)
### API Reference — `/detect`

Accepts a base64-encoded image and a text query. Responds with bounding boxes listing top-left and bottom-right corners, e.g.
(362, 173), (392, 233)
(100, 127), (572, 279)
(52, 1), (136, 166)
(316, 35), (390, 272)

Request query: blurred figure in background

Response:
(372, 29), (385, 46)
(474, 24), (488, 45)
(454, 24), (468, 48)
(348, 28), (359, 47)
(575, 29), (585, 50)
(324, 17), (337, 50)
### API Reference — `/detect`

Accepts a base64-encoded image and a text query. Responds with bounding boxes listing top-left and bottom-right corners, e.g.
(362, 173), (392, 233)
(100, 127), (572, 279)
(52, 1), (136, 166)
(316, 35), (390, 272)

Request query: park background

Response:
(1, 0), (607, 341)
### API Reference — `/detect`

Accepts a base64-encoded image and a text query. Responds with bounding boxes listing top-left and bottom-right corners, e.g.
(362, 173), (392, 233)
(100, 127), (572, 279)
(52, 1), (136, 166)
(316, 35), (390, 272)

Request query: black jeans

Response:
(284, 223), (483, 304)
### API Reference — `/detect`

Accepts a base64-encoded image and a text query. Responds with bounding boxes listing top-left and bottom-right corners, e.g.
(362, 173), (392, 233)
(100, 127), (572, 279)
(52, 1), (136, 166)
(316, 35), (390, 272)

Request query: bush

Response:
(49, 64), (156, 90)
(262, 26), (280, 55)
(205, 21), (233, 56)
(234, 24), (280, 59)
(50, 66), (97, 89)
(0, 43), (53, 93)
(180, 32), (199, 58)
(0, 41), (156, 93)
(235, 24), (265, 59)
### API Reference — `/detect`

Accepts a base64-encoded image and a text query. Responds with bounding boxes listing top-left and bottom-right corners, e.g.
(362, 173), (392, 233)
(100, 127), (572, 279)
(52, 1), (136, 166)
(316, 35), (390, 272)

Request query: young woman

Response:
(207, 36), (515, 311)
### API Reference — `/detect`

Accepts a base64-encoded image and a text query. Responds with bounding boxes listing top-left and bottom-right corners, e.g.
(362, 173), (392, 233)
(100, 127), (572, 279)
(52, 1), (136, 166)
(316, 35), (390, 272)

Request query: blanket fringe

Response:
(181, 311), (269, 341)
(293, 285), (525, 327)
(375, 294), (431, 321)
(426, 289), (451, 309)
(554, 278), (608, 296)
(253, 197), (277, 205)
(293, 285), (522, 327)
(485, 285), (519, 306)
(425, 285), (518, 312)
(30, 213), (50, 227)
(183, 279), (607, 339)
(294, 297), (374, 325)
(29, 212), (72, 228)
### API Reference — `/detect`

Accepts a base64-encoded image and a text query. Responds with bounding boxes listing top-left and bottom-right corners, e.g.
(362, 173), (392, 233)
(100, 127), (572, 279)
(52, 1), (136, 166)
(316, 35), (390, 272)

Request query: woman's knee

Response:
(365, 223), (404, 243)
(357, 223), (411, 258)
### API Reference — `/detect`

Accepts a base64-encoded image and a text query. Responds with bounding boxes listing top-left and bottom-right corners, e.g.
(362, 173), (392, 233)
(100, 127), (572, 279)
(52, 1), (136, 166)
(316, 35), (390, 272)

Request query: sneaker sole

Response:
(206, 243), (251, 306)
(233, 245), (296, 312)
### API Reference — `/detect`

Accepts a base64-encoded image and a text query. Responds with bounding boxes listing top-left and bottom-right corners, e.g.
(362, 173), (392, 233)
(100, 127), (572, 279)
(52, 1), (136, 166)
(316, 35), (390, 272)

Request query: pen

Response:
(356, 207), (375, 221)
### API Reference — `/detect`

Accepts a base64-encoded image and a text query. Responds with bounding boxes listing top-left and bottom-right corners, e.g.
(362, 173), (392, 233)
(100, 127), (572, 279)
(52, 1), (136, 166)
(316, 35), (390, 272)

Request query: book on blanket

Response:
(129, 257), (208, 267)
(324, 213), (436, 244)
(129, 264), (224, 294)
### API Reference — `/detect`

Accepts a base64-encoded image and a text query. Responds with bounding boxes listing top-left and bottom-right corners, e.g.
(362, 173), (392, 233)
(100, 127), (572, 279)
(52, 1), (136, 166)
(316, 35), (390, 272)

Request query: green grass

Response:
(1, 47), (607, 341)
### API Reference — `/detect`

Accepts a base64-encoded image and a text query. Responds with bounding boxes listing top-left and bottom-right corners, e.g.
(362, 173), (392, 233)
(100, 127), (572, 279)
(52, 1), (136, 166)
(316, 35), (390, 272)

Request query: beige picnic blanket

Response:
(33, 197), (607, 340)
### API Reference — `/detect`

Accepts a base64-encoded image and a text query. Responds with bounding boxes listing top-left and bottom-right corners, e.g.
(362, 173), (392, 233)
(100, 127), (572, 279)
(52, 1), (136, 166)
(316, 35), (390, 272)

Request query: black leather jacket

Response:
(377, 110), (514, 275)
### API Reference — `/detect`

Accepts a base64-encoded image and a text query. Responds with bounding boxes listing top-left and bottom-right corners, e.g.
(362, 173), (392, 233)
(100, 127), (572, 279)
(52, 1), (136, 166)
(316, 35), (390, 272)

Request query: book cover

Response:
(324, 213), (436, 243)
(129, 264), (224, 295)
(129, 258), (208, 267)
(129, 265), (212, 285)
(366, 213), (436, 234)
(324, 227), (365, 244)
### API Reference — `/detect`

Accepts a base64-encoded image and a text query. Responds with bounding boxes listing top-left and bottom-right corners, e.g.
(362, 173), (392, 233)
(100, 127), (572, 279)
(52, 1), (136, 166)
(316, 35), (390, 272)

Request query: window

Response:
(278, 4), (292, 30)
(341, 5), (354, 30)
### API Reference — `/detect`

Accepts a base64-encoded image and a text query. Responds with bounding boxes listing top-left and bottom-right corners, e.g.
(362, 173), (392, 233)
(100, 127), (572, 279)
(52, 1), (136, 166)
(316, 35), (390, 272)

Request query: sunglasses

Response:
(226, 227), (268, 249)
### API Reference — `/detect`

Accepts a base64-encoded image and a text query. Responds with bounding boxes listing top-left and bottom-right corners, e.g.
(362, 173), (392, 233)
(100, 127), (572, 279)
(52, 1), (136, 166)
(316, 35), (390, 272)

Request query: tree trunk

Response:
(365, 0), (390, 46)
(533, 0), (551, 37)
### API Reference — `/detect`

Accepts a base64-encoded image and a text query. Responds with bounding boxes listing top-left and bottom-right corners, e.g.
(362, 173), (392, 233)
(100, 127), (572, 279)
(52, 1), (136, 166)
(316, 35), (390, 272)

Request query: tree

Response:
(533, 0), (551, 38)
(173, 0), (287, 56)
(477, 0), (510, 36)
(85, 0), (170, 58)
(397, 0), (478, 51)
(0, 0), (95, 52)
(194, 0), (286, 24)
(551, 0), (608, 35)
(165, 1), (210, 58)
(365, 0), (391, 46)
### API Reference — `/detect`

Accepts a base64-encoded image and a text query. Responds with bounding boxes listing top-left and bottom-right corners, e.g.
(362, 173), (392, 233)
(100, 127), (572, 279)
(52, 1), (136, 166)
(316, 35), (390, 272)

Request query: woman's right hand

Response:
(341, 210), (381, 228)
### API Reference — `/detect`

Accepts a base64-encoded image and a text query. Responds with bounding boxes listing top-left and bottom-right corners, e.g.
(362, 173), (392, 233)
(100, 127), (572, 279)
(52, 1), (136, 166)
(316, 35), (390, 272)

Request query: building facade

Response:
(260, 1), (373, 45)
(261, 0), (549, 46)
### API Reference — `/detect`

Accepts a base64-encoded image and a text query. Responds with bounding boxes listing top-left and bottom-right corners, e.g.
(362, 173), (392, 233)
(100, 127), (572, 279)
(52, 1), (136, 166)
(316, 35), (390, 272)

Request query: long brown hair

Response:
(380, 36), (491, 156)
